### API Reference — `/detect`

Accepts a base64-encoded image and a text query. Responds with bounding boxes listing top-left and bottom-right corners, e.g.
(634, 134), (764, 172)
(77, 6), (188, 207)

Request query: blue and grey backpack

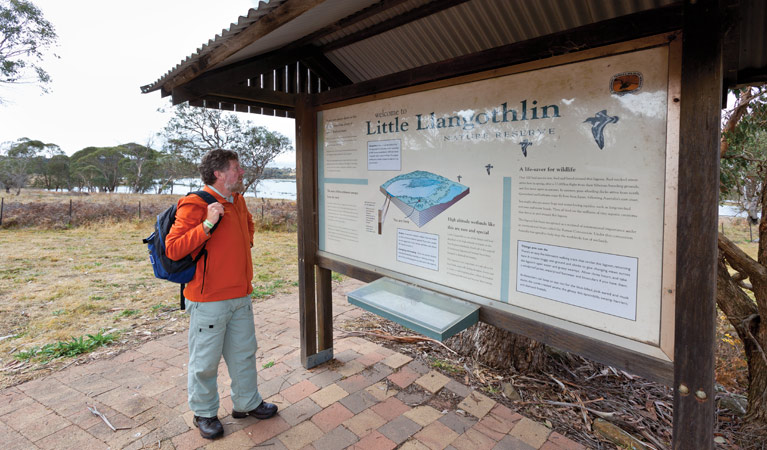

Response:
(143, 191), (218, 309)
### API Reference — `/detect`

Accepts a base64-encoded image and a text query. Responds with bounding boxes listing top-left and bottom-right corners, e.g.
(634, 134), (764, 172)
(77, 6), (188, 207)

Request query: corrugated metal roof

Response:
(142, 0), (767, 96)
(323, 0), (677, 83)
(141, 0), (285, 93)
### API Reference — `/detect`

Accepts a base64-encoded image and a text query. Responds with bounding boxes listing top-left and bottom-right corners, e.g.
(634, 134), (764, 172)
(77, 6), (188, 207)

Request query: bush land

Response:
(0, 189), (297, 231)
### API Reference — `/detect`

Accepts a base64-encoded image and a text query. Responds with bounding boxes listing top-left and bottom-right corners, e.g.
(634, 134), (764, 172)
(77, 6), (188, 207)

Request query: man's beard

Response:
(227, 179), (245, 194)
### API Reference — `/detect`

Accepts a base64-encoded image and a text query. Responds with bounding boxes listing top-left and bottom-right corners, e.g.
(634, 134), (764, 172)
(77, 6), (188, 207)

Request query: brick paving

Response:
(0, 280), (586, 449)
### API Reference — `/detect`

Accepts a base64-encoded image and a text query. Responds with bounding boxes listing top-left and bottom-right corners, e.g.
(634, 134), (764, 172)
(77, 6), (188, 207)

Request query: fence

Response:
(0, 196), (297, 231)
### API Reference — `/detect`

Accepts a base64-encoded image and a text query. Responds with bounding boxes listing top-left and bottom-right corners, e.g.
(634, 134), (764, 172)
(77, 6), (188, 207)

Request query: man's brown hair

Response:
(199, 149), (239, 185)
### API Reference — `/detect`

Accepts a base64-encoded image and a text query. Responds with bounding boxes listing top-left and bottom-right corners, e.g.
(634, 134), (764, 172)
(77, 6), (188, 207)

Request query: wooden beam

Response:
(163, 0), (326, 93)
(300, 47), (353, 87)
(205, 85), (297, 108)
(315, 4), (683, 106)
(321, 0), (472, 53)
(196, 95), (293, 115)
(288, 0), (413, 49)
(672, 0), (722, 448)
(721, 0), (740, 89)
(296, 94), (319, 366)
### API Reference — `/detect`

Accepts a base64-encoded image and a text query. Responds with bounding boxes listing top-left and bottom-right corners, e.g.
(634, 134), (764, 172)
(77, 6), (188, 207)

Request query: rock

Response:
(593, 418), (648, 450)
(719, 394), (748, 416)
(502, 382), (522, 401)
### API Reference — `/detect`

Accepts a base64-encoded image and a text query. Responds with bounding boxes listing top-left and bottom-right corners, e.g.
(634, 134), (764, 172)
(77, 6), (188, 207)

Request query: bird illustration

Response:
(485, 164), (493, 175)
(519, 139), (532, 157)
(457, 175), (462, 182)
(584, 110), (619, 149)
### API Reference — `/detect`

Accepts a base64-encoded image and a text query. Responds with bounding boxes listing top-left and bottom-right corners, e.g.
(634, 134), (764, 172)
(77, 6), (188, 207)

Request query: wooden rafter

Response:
(320, 0), (472, 52)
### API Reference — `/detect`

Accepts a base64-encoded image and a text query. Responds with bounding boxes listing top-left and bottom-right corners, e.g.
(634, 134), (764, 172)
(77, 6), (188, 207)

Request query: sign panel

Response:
(319, 46), (674, 348)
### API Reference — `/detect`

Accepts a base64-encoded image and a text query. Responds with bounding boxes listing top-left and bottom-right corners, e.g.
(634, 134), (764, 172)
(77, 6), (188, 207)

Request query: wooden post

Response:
(316, 266), (333, 352)
(673, 1), (722, 448)
(68, 199), (73, 224)
(0, 197), (3, 226)
(296, 93), (321, 367)
(138, 201), (142, 219)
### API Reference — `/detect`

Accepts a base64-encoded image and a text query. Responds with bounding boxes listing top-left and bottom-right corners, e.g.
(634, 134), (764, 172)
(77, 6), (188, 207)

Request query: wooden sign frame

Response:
(295, 3), (720, 447)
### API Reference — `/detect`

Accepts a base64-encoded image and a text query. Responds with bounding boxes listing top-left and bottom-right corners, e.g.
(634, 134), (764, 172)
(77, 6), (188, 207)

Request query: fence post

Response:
(69, 199), (73, 225)
(138, 201), (141, 219)
(0, 197), (4, 227)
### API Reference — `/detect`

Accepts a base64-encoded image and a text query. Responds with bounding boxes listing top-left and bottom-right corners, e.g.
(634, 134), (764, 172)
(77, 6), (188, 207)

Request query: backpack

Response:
(143, 191), (219, 310)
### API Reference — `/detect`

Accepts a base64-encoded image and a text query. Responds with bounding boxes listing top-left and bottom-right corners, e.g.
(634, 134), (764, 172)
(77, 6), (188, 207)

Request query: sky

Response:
(0, 0), (297, 167)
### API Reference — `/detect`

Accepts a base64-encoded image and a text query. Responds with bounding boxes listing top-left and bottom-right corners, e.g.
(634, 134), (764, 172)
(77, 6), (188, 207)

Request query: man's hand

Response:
(206, 202), (224, 225)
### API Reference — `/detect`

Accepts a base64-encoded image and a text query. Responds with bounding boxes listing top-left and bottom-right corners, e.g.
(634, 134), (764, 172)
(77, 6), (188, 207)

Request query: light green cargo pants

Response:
(186, 296), (262, 418)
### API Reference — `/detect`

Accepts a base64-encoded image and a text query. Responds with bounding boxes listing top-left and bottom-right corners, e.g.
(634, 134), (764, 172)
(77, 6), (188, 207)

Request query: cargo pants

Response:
(186, 296), (263, 418)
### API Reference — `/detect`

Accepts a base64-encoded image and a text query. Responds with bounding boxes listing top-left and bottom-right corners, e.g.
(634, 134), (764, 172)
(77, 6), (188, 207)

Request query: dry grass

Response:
(0, 190), (298, 387)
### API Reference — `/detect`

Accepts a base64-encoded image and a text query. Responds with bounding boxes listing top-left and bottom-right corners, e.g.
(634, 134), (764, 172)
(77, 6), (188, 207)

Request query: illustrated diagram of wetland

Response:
(379, 170), (470, 231)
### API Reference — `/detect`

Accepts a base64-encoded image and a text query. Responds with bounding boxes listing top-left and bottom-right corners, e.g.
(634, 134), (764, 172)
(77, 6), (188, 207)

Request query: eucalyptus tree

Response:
(70, 146), (125, 192)
(0, 137), (55, 193)
(0, 0), (58, 101)
(160, 102), (292, 193)
(717, 85), (767, 423)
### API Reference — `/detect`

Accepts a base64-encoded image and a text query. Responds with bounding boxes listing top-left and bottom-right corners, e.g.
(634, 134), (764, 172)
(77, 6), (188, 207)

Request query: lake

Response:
(113, 179), (297, 200)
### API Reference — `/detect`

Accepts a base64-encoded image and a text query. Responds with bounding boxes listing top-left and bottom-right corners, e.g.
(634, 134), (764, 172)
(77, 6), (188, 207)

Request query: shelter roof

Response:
(141, 0), (767, 117)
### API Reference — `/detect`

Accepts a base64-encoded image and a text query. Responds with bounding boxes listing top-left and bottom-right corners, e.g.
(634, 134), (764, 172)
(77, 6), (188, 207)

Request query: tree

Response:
(120, 142), (161, 193)
(160, 102), (243, 162)
(30, 141), (65, 190)
(70, 146), (125, 192)
(160, 102), (293, 192)
(239, 126), (292, 195)
(0, 0), (58, 101)
(154, 139), (195, 194)
(0, 137), (47, 194)
(717, 85), (767, 424)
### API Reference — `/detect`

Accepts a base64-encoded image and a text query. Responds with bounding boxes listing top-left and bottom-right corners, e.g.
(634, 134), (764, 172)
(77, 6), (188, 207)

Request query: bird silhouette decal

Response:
(519, 139), (532, 157)
(485, 164), (493, 175)
(584, 110), (619, 149)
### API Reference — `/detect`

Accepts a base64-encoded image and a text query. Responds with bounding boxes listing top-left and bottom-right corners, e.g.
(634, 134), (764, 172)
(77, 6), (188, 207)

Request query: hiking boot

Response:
(232, 401), (278, 419)
(193, 415), (224, 439)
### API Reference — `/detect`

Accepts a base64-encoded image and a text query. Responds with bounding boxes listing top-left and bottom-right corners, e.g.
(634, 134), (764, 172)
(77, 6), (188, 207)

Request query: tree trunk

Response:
(446, 322), (546, 373)
(718, 236), (767, 424)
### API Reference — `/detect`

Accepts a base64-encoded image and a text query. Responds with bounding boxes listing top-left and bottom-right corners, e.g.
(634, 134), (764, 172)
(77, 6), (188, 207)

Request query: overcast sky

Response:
(0, 0), (297, 167)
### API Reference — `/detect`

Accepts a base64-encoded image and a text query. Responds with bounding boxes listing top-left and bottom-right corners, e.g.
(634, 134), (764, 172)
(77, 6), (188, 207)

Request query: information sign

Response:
(318, 45), (676, 355)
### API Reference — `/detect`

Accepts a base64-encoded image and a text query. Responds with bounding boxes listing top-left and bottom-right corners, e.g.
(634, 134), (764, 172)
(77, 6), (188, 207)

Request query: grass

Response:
(429, 357), (462, 374)
(262, 361), (275, 369)
(251, 279), (289, 299)
(14, 330), (117, 363)
(0, 190), (299, 388)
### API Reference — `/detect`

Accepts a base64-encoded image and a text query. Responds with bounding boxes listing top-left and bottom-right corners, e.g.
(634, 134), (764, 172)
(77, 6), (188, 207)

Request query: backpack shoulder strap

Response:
(189, 190), (217, 205)
(187, 190), (220, 235)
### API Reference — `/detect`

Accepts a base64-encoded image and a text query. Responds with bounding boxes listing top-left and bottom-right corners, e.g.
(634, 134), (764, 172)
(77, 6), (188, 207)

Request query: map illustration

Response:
(379, 170), (470, 229)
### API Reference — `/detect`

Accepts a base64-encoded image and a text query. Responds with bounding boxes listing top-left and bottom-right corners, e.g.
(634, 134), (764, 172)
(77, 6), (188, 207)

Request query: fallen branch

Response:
(337, 329), (457, 354)
(87, 405), (130, 432)
(514, 399), (615, 419)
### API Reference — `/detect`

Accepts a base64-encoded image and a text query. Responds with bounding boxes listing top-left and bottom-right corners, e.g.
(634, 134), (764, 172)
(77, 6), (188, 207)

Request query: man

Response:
(166, 149), (277, 440)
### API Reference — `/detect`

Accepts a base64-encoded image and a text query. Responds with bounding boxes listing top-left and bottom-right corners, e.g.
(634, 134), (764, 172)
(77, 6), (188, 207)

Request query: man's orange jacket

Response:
(165, 187), (254, 302)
